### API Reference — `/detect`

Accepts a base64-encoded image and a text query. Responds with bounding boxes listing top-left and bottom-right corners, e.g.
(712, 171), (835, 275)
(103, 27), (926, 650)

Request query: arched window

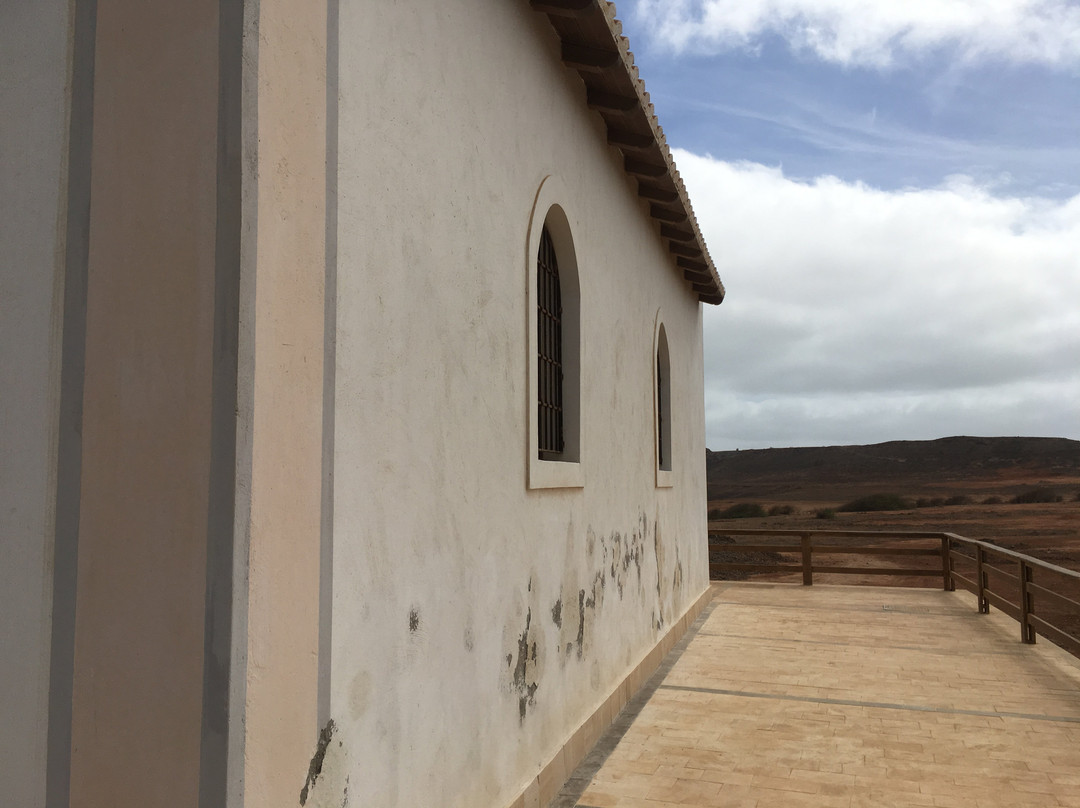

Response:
(656, 324), (671, 472)
(527, 178), (582, 489)
(654, 315), (673, 487)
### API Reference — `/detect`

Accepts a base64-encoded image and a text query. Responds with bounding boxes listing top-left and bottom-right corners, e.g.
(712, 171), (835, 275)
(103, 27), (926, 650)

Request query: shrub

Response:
(837, 493), (912, 513)
(915, 497), (948, 508)
(1011, 488), (1062, 504)
(716, 502), (767, 519)
(983, 496), (1003, 505)
(815, 508), (836, 520)
(767, 504), (795, 516)
(707, 508), (722, 520)
(944, 495), (971, 506)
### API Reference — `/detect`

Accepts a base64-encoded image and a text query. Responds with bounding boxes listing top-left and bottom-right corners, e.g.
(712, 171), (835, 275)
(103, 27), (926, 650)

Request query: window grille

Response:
(537, 226), (564, 458)
(657, 352), (664, 468)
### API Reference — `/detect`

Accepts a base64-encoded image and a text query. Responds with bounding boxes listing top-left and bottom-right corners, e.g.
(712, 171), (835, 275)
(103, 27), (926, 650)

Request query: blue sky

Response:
(617, 0), (1080, 450)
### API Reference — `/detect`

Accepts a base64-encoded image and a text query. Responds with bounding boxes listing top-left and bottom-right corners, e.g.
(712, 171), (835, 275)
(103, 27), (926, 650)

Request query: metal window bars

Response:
(657, 351), (664, 468)
(537, 227), (564, 458)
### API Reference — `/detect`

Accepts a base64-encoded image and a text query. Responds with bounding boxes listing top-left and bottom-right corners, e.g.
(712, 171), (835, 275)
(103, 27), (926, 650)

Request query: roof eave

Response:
(530, 0), (725, 305)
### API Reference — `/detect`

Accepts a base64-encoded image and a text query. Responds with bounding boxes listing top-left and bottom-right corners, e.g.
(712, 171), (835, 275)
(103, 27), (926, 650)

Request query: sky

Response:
(616, 0), (1080, 451)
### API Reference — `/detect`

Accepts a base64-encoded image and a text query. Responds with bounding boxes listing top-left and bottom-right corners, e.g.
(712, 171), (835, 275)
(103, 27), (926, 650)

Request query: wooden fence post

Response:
(801, 533), (812, 586)
(1019, 560), (1036, 644)
(940, 535), (954, 591)
(976, 545), (989, 614)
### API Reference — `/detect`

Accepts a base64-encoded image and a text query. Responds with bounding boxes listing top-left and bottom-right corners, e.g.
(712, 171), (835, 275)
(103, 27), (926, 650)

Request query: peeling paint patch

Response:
(509, 607), (542, 721)
(408, 608), (420, 632)
(300, 720), (351, 808)
(551, 598), (562, 628)
(300, 719), (336, 805)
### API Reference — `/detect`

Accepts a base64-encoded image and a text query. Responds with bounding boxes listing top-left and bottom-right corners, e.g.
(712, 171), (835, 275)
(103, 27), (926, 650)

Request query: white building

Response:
(1, 1), (725, 807)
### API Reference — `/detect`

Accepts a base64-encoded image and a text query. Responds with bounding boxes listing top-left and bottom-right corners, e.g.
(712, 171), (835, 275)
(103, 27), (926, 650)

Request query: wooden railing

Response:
(708, 529), (1080, 658)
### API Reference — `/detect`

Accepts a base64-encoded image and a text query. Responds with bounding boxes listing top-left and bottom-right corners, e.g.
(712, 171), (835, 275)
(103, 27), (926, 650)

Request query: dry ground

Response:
(708, 477), (1080, 575)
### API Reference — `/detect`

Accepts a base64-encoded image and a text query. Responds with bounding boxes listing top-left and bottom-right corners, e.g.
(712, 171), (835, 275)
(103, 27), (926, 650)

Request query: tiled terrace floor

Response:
(555, 582), (1080, 808)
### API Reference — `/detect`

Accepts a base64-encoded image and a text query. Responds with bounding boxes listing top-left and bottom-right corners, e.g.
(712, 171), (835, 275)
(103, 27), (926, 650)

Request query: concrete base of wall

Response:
(506, 584), (716, 808)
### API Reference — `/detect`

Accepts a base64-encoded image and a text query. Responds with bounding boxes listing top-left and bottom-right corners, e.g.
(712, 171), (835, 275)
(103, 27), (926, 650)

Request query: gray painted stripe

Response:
(223, 1), (261, 804)
(198, 1), (245, 806)
(700, 631), (1032, 658)
(658, 684), (1080, 725)
(46, 1), (96, 805)
(318, 0), (339, 730)
(710, 596), (975, 618)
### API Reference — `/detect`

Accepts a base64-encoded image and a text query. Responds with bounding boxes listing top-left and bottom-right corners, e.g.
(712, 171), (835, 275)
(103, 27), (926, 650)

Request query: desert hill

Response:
(706, 436), (1080, 501)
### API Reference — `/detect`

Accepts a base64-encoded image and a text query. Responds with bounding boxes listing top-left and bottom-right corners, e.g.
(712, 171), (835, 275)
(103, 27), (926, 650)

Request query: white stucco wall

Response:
(321, 3), (709, 806)
(0, 1), (72, 803)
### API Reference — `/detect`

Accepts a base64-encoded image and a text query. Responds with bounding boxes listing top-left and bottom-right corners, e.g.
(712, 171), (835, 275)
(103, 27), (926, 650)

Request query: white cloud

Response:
(673, 150), (1080, 449)
(635, 0), (1080, 68)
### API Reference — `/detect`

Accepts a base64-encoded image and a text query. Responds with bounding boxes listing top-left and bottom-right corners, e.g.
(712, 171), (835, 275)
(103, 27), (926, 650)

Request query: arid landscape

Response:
(706, 436), (1080, 584)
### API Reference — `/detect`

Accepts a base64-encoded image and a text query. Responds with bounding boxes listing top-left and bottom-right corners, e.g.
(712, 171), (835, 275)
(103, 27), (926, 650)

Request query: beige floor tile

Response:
(553, 582), (1080, 808)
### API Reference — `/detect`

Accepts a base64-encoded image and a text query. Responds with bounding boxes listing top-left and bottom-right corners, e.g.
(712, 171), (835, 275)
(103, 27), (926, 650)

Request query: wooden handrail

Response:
(941, 532), (1080, 579)
(718, 528), (947, 539)
(708, 528), (1080, 660)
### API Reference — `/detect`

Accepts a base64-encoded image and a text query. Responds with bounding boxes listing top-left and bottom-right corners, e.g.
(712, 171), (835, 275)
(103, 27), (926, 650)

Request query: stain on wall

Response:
(605, 526), (645, 600)
(348, 671), (372, 721)
(575, 589), (586, 657)
(552, 569), (606, 663)
(653, 514), (665, 626)
(652, 506), (683, 630)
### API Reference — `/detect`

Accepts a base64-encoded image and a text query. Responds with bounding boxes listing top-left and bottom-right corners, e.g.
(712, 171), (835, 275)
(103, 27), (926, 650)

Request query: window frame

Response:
(527, 176), (583, 490)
